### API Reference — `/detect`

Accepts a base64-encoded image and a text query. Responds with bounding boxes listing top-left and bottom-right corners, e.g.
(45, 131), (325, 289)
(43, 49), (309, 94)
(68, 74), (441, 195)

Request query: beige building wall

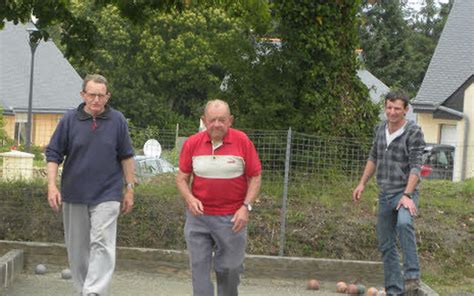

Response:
(418, 82), (474, 181)
(3, 115), (15, 140)
(1, 113), (63, 148)
(418, 111), (463, 181)
(33, 114), (63, 147)
(464, 83), (474, 180)
(417, 113), (457, 144)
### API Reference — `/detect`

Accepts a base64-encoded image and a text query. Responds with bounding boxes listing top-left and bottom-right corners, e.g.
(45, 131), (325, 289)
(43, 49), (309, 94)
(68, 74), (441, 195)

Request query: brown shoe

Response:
(405, 279), (421, 296)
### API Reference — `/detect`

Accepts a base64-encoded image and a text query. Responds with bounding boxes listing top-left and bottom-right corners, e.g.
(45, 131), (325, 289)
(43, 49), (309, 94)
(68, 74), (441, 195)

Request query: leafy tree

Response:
(359, 0), (452, 97)
(62, 2), (261, 129)
(260, 0), (379, 137)
(3, 0), (379, 136)
(0, 0), (270, 62)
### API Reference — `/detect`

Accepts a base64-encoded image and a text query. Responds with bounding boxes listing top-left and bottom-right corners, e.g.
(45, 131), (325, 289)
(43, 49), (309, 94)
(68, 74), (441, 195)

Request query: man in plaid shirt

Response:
(353, 91), (425, 296)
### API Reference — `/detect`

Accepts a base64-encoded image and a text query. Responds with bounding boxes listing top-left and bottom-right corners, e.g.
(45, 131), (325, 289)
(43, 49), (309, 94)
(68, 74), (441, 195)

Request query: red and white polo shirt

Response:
(179, 128), (261, 215)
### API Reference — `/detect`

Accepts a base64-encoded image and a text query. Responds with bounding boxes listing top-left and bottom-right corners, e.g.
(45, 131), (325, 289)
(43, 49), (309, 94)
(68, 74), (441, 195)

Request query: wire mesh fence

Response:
(0, 122), (472, 256)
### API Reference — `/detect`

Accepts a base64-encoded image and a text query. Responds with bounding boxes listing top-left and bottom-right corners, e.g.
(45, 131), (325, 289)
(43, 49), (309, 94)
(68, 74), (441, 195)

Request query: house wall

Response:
(417, 112), (465, 181)
(33, 114), (63, 147)
(3, 115), (15, 141)
(464, 83), (474, 180)
(1, 113), (62, 147)
(417, 113), (457, 144)
(418, 82), (474, 181)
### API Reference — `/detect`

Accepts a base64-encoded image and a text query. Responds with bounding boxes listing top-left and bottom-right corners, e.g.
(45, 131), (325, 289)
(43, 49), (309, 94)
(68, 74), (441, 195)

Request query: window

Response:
(14, 113), (28, 146)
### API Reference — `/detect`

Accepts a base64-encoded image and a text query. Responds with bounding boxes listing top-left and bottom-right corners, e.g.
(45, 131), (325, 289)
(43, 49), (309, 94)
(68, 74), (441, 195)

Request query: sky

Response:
(406, 0), (450, 11)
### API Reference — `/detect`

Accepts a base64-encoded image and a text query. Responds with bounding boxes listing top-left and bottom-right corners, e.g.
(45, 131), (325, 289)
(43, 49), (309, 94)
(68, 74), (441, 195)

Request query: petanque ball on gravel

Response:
(306, 278), (320, 290)
(346, 284), (359, 295)
(61, 268), (72, 279)
(365, 287), (378, 296)
(34, 264), (47, 275)
(336, 281), (347, 293)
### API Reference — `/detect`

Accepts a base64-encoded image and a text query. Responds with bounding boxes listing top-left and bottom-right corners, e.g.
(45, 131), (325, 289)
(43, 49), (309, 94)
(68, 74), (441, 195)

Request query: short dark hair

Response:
(82, 74), (109, 93)
(385, 91), (409, 108)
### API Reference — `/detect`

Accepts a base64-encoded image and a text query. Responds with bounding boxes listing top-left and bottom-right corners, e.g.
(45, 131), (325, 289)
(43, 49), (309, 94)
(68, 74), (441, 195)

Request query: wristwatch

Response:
(243, 202), (252, 212)
(126, 183), (135, 190)
(403, 192), (413, 199)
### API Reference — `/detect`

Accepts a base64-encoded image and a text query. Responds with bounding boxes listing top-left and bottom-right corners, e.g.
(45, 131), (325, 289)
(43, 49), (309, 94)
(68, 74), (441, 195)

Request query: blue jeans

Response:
(377, 191), (420, 295)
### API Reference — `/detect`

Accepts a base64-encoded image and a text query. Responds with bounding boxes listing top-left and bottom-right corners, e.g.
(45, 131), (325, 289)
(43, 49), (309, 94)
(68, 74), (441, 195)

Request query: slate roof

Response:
(412, 0), (474, 110)
(0, 22), (82, 114)
(357, 69), (416, 122)
(357, 69), (390, 105)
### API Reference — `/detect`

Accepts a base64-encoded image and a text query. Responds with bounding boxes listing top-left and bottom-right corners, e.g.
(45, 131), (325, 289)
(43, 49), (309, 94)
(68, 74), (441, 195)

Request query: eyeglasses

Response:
(83, 92), (108, 100)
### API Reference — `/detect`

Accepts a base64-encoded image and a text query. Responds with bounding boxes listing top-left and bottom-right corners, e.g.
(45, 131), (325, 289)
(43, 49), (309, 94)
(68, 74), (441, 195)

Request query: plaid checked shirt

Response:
(368, 120), (426, 194)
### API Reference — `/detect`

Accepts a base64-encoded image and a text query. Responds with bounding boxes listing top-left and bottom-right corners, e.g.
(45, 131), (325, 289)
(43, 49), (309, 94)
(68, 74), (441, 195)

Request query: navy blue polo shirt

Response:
(45, 103), (134, 205)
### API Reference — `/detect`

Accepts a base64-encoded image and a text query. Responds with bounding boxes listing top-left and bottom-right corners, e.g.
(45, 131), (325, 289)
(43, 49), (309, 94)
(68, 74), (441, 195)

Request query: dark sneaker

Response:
(405, 279), (421, 296)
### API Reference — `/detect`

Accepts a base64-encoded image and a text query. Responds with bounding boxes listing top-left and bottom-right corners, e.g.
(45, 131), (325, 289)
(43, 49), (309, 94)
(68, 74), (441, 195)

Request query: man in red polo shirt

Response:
(176, 99), (262, 296)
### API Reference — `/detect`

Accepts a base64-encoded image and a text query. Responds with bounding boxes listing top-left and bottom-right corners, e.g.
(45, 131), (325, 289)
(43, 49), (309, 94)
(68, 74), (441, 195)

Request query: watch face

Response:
(246, 203), (252, 211)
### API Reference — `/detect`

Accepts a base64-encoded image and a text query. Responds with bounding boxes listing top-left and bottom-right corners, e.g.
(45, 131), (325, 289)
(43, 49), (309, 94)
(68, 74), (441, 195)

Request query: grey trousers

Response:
(184, 211), (247, 296)
(63, 201), (121, 296)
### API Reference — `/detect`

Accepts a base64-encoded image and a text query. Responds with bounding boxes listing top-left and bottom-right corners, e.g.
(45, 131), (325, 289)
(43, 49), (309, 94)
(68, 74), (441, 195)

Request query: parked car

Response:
(421, 144), (455, 180)
(134, 155), (177, 181)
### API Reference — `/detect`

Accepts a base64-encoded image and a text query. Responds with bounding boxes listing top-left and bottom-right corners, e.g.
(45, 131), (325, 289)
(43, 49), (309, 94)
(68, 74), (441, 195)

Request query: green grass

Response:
(0, 176), (472, 294)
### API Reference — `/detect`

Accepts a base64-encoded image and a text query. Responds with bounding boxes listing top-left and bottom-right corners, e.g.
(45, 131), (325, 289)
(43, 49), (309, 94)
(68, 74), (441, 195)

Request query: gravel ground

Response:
(4, 265), (348, 296)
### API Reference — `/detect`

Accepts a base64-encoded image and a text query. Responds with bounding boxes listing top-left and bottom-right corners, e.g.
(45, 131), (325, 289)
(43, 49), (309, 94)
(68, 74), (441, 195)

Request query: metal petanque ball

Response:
(306, 278), (320, 290)
(346, 284), (359, 295)
(61, 268), (72, 279)
(34, 264), (47, 275)
(336, 281), (347, 293)
(366, 287), (378, 296)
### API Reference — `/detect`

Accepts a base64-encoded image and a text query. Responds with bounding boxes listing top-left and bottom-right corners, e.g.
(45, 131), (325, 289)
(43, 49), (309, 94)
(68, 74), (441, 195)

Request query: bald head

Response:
(204, 99), (231, 117)
(202, 99), (233, 141)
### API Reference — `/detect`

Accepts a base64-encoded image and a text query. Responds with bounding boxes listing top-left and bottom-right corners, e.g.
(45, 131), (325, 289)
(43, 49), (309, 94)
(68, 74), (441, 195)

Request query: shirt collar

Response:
(204, 128), (234, 144)
(76, 102), (111, 121)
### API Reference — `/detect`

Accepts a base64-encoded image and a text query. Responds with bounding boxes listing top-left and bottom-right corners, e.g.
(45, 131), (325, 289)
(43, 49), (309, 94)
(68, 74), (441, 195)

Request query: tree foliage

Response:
(266, 0), (379, 136)
(62, 2), (261, 129)
(359, 0), (452, 97)
(2, 0), (380, 136)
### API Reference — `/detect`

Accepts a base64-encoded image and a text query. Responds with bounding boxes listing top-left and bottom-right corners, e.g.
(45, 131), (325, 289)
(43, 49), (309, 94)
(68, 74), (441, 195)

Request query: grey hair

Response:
(204, 99), (231, 116)
(82, 74), (109, 93)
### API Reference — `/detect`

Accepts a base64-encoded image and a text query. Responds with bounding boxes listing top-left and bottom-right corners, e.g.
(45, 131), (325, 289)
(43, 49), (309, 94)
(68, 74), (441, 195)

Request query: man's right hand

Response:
(48, 184), (62, 212)
(352, 183), (365, 202)
(186, 196), (204, 216)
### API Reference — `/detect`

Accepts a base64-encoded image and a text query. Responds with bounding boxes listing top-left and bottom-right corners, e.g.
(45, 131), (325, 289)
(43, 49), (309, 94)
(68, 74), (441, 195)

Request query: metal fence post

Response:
(279, 127), (292, 256)
(175, 123), (179, 149)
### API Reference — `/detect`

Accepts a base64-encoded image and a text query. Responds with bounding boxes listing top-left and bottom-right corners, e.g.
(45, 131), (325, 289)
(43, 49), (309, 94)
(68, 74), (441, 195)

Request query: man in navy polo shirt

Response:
(176, 99), (262, 296)
(46, 74), (135, 296)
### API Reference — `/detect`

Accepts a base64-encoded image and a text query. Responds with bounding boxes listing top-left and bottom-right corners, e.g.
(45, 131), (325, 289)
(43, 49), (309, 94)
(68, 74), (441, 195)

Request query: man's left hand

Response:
(122, 190), (134, 214)
(396, 195), (417, 216)
(231, 206), (249, 232)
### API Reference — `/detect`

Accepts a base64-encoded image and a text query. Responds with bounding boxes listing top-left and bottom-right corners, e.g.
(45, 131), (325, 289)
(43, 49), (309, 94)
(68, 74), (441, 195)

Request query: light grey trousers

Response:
(184, 211), (247, 296)
(63, 201), (121, 296)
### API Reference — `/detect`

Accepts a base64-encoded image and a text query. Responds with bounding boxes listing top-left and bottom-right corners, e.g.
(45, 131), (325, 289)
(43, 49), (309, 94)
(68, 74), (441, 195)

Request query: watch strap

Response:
(243, 202), (252, 212)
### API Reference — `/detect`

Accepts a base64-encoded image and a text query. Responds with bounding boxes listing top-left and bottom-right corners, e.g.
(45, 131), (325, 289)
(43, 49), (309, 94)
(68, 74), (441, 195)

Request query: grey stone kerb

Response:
(0, 249), (24, 291)
(0, 240), (438, 295)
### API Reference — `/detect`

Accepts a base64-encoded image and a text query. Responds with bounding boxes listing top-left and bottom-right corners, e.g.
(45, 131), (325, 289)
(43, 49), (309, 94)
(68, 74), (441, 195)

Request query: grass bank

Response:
(0, 176), (472, 294)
